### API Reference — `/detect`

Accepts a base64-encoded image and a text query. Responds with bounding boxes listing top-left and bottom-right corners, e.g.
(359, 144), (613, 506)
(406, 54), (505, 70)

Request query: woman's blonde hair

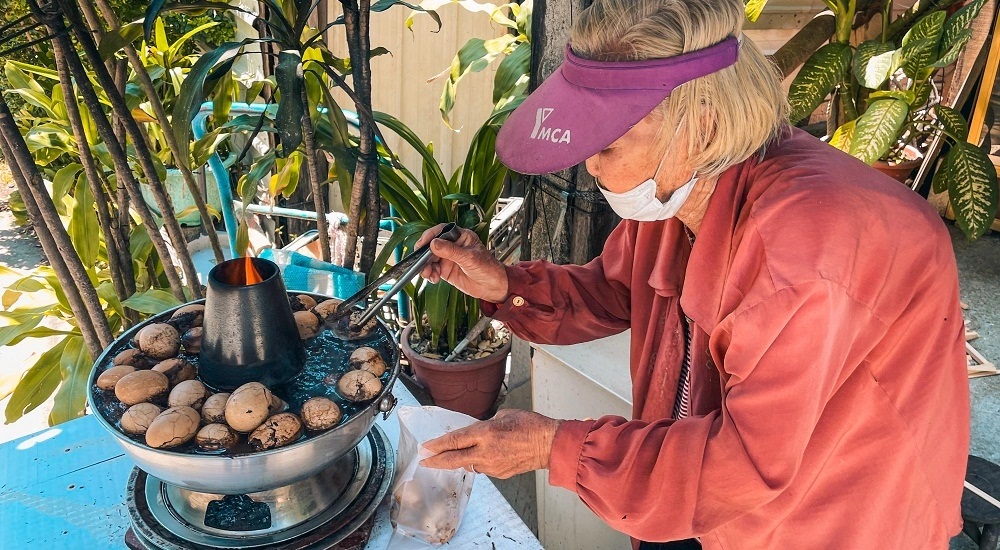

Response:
(572, 0), (788, 178)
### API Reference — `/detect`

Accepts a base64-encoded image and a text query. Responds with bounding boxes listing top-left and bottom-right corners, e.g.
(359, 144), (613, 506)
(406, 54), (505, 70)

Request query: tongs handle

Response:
(337, 223), (462, 327)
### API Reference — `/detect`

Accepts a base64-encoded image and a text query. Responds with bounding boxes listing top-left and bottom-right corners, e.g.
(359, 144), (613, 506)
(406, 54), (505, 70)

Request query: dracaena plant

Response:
(787, 0), (997, 240)
(409, 0), (532, 128)
(145, 0), (434, 270)
(369, 102), (518, 354)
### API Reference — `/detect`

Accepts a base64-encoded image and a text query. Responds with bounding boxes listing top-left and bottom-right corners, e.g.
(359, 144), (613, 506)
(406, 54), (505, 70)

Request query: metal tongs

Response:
(325, 223), (462, 330)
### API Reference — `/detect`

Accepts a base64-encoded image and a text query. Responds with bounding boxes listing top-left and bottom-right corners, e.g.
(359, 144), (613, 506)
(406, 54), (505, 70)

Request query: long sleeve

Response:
(547, 280), (882, 541)
(481, 223), (635, 345)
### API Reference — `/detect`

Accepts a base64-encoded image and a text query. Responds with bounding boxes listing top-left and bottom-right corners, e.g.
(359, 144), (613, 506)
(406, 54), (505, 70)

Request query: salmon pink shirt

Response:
(483, 128), (969, 549)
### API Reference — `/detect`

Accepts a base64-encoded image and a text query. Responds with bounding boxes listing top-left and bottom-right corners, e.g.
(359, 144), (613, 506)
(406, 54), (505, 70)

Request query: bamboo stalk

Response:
(300, 88), (331, 263)
(51, 49), (135, 303)
(32, 7), (189, 302)
(91, 0), (226, 264)
(0, 98), (111, 357)
(54, 0), (204, 298)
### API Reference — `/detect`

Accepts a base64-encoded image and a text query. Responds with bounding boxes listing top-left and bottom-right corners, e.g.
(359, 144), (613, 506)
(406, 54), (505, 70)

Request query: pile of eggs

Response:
(94, 296), (389, 454)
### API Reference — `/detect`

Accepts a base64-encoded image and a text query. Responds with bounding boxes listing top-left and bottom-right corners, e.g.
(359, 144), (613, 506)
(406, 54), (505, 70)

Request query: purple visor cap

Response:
(495, 36), (739, 175)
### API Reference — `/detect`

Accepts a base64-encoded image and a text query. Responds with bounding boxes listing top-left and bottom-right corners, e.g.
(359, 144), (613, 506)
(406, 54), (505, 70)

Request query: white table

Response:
(0, 382), (541, 549)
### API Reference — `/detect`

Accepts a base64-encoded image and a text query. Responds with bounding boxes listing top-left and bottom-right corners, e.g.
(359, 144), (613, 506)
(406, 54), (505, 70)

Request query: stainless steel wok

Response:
(86, 292), (399, 495)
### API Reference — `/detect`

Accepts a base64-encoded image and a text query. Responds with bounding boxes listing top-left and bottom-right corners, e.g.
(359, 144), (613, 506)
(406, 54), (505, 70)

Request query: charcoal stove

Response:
(86, 258), (401, 549)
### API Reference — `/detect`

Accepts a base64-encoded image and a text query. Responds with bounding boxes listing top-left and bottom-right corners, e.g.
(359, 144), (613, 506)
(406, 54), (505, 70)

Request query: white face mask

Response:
(598, 154), (698, 221)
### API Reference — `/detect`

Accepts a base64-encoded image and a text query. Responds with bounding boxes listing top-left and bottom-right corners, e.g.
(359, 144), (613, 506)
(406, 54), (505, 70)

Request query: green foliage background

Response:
(0, 0), (235, 112)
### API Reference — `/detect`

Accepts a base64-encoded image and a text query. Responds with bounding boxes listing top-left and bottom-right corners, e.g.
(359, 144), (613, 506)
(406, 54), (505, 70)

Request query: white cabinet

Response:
(531, 331), (633, 550)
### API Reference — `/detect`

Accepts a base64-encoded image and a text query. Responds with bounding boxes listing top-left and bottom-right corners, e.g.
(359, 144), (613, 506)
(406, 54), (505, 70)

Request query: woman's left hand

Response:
(419, 409), (561, 479)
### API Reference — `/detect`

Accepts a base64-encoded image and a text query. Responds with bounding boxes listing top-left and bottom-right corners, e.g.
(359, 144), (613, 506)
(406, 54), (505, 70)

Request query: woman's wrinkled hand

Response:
(415, 223), (509, 304)
(419, 409), (561, 479)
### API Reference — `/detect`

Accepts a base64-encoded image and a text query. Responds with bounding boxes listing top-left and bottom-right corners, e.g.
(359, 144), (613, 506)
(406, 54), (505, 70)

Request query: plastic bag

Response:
(390, 406), (477, 546)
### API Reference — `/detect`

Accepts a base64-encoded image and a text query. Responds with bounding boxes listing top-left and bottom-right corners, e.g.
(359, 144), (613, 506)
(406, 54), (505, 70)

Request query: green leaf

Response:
(0, 311), (43, 347)
(932, 153), (951, 194)
(828, 120), (856, 152)
(493, 41), (530, 106)
(849, 98), (909, 165)
(49, 335), (91, 425)
(121, 288), (184, 314)
(744, 0), (768, 22)
(192, 128), (229, 168)
(933, 29), (972, 68)
(900, 37), (938, 79)
(97, 281), (126, 319)
(5, 337), (68, 424)
(98, 22), (144, 60)
(6, 327), (76, 347)
(853, 40), (897, 89)
(438, 34), (518, 128)
(942, 0), (987, 53)
(238, 151), (277, 205)
(935, 105), (969, 141)
(868, 90), (917, 104)
(902, 11), (945, 50)
(172, 39), (263, 170)
(52, 163), (83, 217)
(947, 141), (999, 240)
(166, 21), (220, 63)
(424, 280), (453, 347)
(269, 150), (304, 198)
(787, 43), (852, 124)
(275, 50), (305, 157)
(370, 221), (431, 282)
(67, 173), (99, 266)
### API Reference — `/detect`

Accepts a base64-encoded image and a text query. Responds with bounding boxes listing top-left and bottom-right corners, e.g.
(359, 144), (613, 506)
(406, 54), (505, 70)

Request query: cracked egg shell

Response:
(115, 370), (170, 406)
(113, 348), (154, 369)
(225, 382), (274, 433)
(181, 327), (203, 354)
(294, 310), (320, 339)
(349, 347), (387, 377)
(331, 310), (377, 341)
(169, 304), (205, 332)
(168, 380), (208, 410)
(145, 406), (200, 449)
(301, 397), (342, 431)
(311, 298), (344, 323)
(120, 403), (163, 436)
(201, 393), (230, 424)
(195, 423), (239, 451)
(138, 323), (181, 359)
(96, 365), (135, 391)
(248, 413), (304, 451)
(295, 294), (317, 310)
(152, 358), (197, 386)
(336, 370), (383, 402)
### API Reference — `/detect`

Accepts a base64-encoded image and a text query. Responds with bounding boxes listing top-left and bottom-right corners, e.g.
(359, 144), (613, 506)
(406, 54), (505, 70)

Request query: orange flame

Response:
(244, 256), (264, 285)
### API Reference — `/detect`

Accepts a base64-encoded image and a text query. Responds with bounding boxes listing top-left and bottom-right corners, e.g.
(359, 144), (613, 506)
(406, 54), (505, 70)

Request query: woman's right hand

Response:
(415, 224), (509, 304)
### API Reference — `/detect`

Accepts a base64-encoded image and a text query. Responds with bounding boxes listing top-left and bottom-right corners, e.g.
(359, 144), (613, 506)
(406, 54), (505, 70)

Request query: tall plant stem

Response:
(30, 2), (188, 302)
(340, 0), (380, 274)
(300, 89), (331, 263)
(92, 0), (225, 264)
(0, 97), (110, 357)
(52, 49), (135, 304)
(54, 0), (203, 298)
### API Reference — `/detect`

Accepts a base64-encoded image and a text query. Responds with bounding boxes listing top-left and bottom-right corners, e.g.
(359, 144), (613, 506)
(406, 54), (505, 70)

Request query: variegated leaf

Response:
(933, 29), (972, 68)
(853, 40), (897, 89)
(935, 105), (969, 140)
(869, 90), (917, 104)
(942, 0), (987, 53)
(932, 154), (951, 194)
(900, 37), (938, 78)
(745, 0), (768, 22)
(849, 99), (909, 165)
(902, 11), (945, 49)
(829, 120), (856, 153)
(787, 43), (852, 124)
(947, 141), (999, 240)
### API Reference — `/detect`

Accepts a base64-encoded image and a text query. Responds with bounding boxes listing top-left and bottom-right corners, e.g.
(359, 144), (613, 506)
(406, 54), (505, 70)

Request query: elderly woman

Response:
(415, 0), (970, 547)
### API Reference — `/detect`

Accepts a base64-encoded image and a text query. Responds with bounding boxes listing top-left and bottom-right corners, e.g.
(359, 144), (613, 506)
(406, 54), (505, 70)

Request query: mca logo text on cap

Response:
(530, 108), (571, 144)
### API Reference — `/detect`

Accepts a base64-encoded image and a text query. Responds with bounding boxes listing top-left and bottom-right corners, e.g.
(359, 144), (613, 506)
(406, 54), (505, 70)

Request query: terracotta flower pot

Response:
(400, 325), (511, 420)
(872, 145), (923, 183)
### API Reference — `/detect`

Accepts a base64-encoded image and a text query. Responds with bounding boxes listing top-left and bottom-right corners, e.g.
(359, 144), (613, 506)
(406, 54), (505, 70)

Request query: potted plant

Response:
(371, 106), (518, 419)
(786, 0), (997, 240)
